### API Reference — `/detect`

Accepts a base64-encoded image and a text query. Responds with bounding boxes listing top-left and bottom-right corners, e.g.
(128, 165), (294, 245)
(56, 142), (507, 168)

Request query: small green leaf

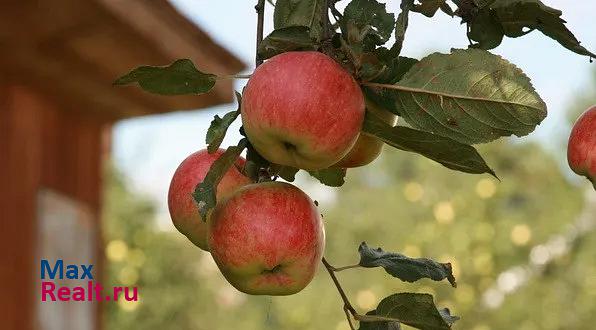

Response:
(206, 92), (241, 153)
(308, 168), (347, 187)
(413, 0), (447, 17)
(278, 166), (299, 182)
(437, 308), (459, 327)
(341, 0), (396, 45)
(392, 0), (414, 55)
(359, 310), (402, 330)
(468, 10), (504, 50)
(114, 59), (217, 95)
(374, 293), (459, 330)
(358, 242), (457, 287)
(258, 26), (317, 60)
(192, 139), (248, 221)
(274, 0), (323, 39)
(362, 112), (497, 177)
(367, 48), (547, 145)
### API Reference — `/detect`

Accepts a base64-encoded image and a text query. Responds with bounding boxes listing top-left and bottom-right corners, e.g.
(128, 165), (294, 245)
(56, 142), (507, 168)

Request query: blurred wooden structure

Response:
(0, 1), (244, 329)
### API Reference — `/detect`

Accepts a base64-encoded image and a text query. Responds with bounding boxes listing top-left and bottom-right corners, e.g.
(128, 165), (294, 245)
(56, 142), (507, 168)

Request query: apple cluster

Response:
(167, 51), (401, 296)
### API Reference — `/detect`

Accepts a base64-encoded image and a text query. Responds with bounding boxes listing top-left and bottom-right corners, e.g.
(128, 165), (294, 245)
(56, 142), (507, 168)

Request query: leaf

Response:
(491, 0), (596, 58)
(258, 26), (318, 60)
(206, 92), (241, 153)
(341, 0), (396, 44)
(362, 111), (497, 177)
(391, 0), (414, 55)
(308, 168), (347, 187)
(468, 9), (504, 50)
(359, 310), (402, 330)
(358, 242), (457, 287)
(192, 139), (248, 221)
(437, 308), (460, 326)
(374, 293), (459, 330)
(363, 56), (418, 112)
(274, 0), (323, 39)
(413, 0), (447, 17)
(366, 48), (547, 145)
(278, 166), (299, 182)
(114, 59), (217, 95)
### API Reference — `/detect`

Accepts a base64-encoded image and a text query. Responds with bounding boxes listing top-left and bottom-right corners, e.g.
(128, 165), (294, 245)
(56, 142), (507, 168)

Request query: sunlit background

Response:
(104, 1), (596, 330)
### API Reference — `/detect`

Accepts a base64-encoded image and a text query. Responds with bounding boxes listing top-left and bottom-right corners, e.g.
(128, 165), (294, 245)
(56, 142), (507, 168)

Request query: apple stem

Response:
(217, 74), (253, 80)
(255, 0), (266, 67)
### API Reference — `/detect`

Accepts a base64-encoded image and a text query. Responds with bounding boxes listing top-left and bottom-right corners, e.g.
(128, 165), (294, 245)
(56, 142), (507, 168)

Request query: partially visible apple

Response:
(168, 149), (252, 251)
(241, 51), (365, 170)
(208, 181), (325, 295)
(334, 98), (398, 168)
(568, 105), (596, 189)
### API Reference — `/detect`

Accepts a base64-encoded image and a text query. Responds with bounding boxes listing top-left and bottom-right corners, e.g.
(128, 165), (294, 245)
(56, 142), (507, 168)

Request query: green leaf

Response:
(391, 0), (414, 55)
(491, 0), (596, 58)
(274, 0), (323, 39)
(468, 9), (504, 50)
(362, 111), (497, 177)
(363, 56), (418, 112)
(366, 48), (547, 145)
(413, 0), (447, 17)
(114, 59), (217, 95)
(359, 310), (402, 330)
(308, 168), (347, 187)
(358, 242), (457, 287)
(342, 0), (396, 44)
(192, 139), (248, 221)
(437, 308), (459, 327)
(278, 166), (299, 182)
(374, 293), (459, 330)
(206, 92), (241, 153)
(258, 26), (318, 60)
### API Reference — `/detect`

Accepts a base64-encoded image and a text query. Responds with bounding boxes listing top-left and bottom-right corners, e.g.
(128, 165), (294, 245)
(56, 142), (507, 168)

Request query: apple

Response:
(168, 149), (252, 251)
(241, 51), (365, 170)
(334, 98), (398, 168)
(208, 181), (325, 295)
(568, 105), (596, 189)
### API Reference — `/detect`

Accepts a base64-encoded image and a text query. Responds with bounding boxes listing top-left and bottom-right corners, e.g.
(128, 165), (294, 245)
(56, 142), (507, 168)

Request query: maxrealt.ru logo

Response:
(41, 259), (138, 302)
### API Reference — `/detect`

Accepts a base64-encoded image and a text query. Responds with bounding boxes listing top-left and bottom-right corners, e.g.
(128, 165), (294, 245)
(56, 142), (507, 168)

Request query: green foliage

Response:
(359, 310), (402, 330)
(274, 0), (324, 39)
(341, 0), (395, 46)
(258, 26), (318, 60)
(192, 139), (248, 221)
(114, 59), (216, 95)
(362, 111), (496, 177)
(358, 242), (456, 287)
(372, 293), (457, 330)
(368, 49), (547, 145)
(206, 92), (241, 153)
(308, 168), (347, 187)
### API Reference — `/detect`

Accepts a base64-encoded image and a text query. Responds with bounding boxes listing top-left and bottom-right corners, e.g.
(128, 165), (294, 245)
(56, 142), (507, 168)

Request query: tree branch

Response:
(322, 257), (357, 315)
(255, 0), (266, 67)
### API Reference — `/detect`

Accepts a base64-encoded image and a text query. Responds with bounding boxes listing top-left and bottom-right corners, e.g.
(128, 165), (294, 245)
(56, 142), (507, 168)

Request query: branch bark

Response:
(255, 0), (266, 67)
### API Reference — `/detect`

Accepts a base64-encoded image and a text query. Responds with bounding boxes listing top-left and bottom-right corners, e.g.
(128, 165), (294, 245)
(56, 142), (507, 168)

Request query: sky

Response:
(112, 1), (596, 228)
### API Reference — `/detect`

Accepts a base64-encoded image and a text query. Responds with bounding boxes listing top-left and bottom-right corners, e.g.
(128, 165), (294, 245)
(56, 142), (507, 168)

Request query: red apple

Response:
(568, 105), (596, 189)
(168, 149), (252, 251)
(334, 98), (398, 168)
(241, 51), (365, 170)
(208, 181), (325, 295)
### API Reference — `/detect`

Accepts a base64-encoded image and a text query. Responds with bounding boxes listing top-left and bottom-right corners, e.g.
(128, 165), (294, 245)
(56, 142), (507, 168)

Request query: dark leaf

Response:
(413, 0), (447, 17)
(206, 92), (241, 153)
(374, 293), (459, 330)
(278, 166), (299, 182)
(274, 0), (323, 39)
(308, 168), (347, 187)
(358, 242), (457, 287)
(359, 310), (402, 330)
(342, 0), (396, 44)
(258, 26), (318, 60)
(366, 48), (547, 145)
(391, 0), (414, 55)
(114, 59), (217, 95)
(438, 308), (460, 326)
(362, 112), (497, 177)
(363, 56), (418, 112)
(468, 9), (504, 50)
(245, 141), (271, 182)
(192, 139), (248, 221)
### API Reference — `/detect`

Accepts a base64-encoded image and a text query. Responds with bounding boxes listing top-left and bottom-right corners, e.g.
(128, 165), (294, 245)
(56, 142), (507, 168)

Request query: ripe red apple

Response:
(208, 181), (325, 295)
(168, 149), (252, 251)
(241, 51), (365, 170)
(334, 98), (398, 168)
(568, 105), (596, 189)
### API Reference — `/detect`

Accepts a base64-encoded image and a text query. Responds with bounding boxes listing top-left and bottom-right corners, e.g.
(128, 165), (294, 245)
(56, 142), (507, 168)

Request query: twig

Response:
(344, 306), (356, 330)
(255, 0), (266, 67)
(322, 257), (357, 315)
(333, 264), (361, 272)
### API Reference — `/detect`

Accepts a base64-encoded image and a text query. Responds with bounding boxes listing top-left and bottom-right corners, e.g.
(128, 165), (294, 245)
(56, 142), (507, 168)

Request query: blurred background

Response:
(1, 1), (595, 330)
